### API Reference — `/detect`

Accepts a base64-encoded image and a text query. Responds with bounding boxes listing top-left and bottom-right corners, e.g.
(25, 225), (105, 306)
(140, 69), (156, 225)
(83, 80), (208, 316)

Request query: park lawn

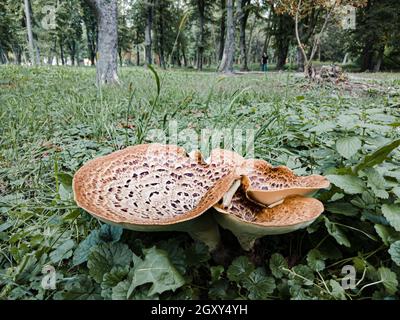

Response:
(0, 66), (400, 300)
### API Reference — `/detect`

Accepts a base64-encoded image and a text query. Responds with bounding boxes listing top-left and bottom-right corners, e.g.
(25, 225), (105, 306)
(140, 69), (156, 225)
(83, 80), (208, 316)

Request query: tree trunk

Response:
(219, 0), (235, 74)
(373, 46), (385, 72)
(361, 39), (374, 72)
(158, 7), (166, 69)
(196, 0), (205, 71)
(238, 0), (250, 71)
(218, 0), (226, 61)
(182, 46), (187, 67)
(145, 0), (153, 65)
(296, 47), (306, 72)
(60, 38), (65, 65)
(24, 0), (36, 65)
(136, 46), (140, 66)
(85, 0), (119, 85)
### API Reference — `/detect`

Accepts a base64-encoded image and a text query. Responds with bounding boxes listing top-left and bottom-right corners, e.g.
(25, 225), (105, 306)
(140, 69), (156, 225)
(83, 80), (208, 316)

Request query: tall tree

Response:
(23, 0), (37, 65)
(218, 0), (226, 61)
(84, 0), (118, 84)
(237, 0), (251, 71)
(218, 0), (235, 73)
(272, 0), (367, 75)
(145, 0), (154, 65)
(81, 0), (97, 66)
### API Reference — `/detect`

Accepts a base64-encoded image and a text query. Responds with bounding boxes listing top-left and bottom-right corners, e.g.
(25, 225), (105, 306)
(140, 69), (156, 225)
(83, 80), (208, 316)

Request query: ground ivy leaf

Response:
(242, 268), (276, 299)
(374, 224), (400, 246)
(290, 265), (315, 286)
(326, 175), (365, 195)
(88, 243), (133, 283)
(49, 239), (75, 264)
(307, 249), (326, 272)
(382, 204), (400, 232)
(329, 280), (346, 300)
(99, 224), (123, 242)
(101, 265), (130, 290)
(336, 137), (361, 159)
(269, 253), (288, 279)
(324, 217), (351, 247)
(227, 256), (255, 283)
(389, 241), (400, 266)
(210, 265), (224, 282)
(60, 275), (102, 300)
(73, 225), (123, 266)
(73, 230), (102, 266)
(378, 267), (398, 295)
(184, 241), (210, 266)
(128, 247), (185, 297)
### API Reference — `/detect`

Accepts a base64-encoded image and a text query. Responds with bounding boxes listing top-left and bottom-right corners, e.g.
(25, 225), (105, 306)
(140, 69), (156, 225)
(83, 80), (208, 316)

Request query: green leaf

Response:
(99, 224), (123, 242)
(378, 267), (398, 295)
(49, 239), (75, 264)
(374, 224), (400, 246)
(336, 137), (361, 159)
(325, 202), (358, 217)
(329, 280), (346, 300)
(73, 225), (123, 266)
(389, 241), (400, 266)
(326, 175), (365, 195)
(355, 139), (400, 173)
(61, 275), (102, 300)
(269, 253), (288, 279)
(112, 280), (156, 300)
(210, 266), (224, 282)
(88, 243), (133, 283)
(381, 204), (400, 232)
(147, 64), (160, 97)
(324, 217), (351, 247)
(128, 247), (185, 297)
(111, 280), (131, 300)
(290, 265), (314, 286)
(101, 266), (130, 290)
(307, 249), (326, 272)
(57, 172), (73, 188)
(242, 268), (276, 299)
(185, 241), (210, 266)
(364, 168), (389, 199)
(227, 256), (255, 283)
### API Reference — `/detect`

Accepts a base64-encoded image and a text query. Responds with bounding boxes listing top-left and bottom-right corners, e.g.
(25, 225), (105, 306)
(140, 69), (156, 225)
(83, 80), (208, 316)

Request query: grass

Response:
(0, 65), (400, 300)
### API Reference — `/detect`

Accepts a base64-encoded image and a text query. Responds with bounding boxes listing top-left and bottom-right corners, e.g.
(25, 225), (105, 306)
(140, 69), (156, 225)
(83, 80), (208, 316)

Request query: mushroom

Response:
(214, 187), (324, 250)
(240, 159), (330, 207)
(73, 144), (242, 250)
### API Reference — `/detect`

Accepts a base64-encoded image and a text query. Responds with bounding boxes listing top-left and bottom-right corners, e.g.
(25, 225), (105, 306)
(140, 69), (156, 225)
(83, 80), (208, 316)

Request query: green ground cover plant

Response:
(0, 66), (400, 300)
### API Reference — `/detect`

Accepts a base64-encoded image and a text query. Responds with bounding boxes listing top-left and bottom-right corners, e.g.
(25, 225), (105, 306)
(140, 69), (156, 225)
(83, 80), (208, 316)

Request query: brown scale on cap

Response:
(73, 144), (242, 226)
(215, 189), (324, 227)
(242, 159), (330, 191)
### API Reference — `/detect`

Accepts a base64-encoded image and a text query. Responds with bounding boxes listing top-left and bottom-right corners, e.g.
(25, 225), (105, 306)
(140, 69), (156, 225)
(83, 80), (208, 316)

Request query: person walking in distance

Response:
(261, 52), (268, 72)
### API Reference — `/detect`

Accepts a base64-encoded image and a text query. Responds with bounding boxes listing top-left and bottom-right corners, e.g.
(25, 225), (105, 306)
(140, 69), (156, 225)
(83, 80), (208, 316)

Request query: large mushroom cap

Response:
(214, 188), (324, 250)
(214, 190), (324, 230)
(242, 159), (330, 206)
(73, 144), (241, 227)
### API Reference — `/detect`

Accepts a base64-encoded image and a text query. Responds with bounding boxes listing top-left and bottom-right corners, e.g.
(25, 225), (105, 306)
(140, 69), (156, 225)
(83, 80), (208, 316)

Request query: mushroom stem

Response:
(174, 212), (221, 251)
(222, 179), (242, 208)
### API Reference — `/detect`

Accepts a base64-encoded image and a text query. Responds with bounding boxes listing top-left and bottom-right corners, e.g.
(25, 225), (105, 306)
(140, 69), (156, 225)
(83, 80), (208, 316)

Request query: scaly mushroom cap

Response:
(215, 190), (324, 228)
(241, 159), (330, 206)
(73, 144), (241, 227)
(213, 188), (324, 250)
